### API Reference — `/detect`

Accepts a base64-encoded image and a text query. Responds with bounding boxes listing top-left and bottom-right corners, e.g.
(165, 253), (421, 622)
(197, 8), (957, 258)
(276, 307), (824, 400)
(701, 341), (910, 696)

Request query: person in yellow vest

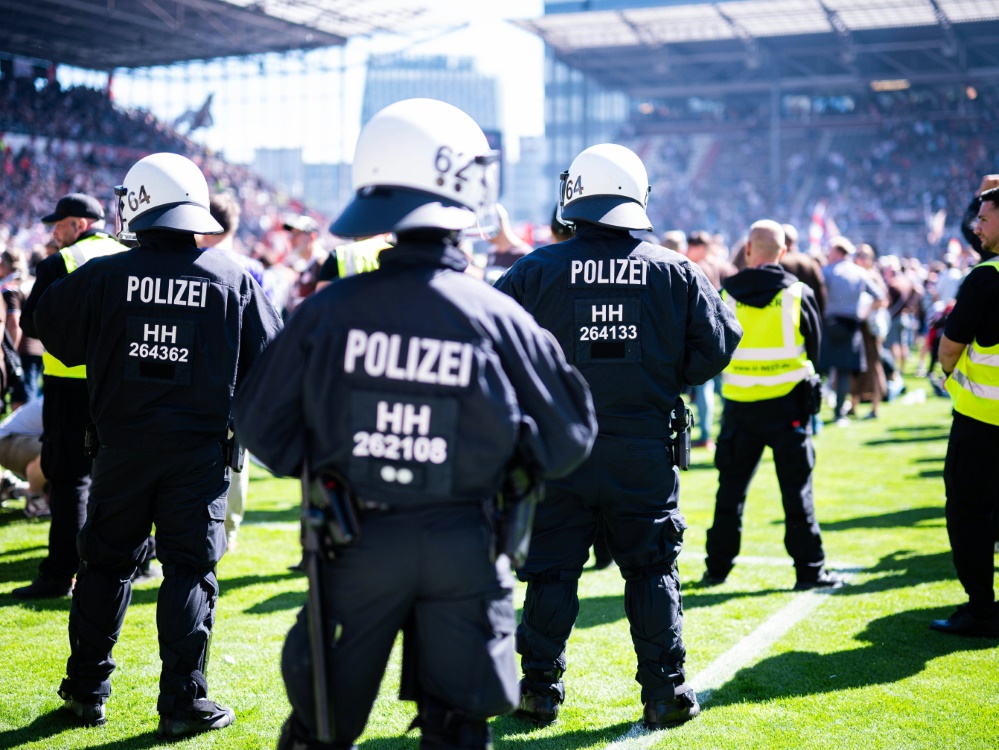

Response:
(934, 187), (999, 637)
(13, 193), (131, 599)
(314, 233), (391, 293)
(703, 219), (845, 590)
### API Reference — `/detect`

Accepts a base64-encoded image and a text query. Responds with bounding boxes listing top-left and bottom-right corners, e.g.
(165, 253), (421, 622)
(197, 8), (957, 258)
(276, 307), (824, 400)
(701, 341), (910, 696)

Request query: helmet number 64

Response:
(127, 185), (153, 212)
(564, 175), (583, 202)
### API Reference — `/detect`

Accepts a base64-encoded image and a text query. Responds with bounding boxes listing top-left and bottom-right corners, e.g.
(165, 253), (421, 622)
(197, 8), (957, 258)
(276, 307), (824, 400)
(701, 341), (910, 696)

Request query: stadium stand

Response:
(620, 84), (999, 256)
(0, 79), (315, 275)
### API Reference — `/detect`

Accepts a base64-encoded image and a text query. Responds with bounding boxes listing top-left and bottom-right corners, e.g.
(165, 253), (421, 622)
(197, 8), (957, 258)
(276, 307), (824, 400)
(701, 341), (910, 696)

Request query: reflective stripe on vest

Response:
(945, 258), (999, 425)
(721, 281), (814, 402)
(42, 234), (126, 379)
(335, 236), (388, 278)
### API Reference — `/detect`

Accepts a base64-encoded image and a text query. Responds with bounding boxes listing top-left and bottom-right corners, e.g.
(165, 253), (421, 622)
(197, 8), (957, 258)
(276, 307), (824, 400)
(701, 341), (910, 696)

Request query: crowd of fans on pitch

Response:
(624, 87), (999, 247)
(675, 230), (980, 415)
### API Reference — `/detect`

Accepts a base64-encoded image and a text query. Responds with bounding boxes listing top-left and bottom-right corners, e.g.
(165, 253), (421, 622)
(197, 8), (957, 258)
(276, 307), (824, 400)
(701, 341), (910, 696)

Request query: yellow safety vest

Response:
(945, 258), (999, 425)
(335, 236), (389, 278)
(42, 233), (127, 379)
(721, 281), (814, 402)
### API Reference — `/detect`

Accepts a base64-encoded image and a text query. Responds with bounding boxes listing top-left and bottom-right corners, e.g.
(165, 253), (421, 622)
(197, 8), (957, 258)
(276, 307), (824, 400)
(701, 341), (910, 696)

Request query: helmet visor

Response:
(465, 150), (501, 240)
(556, 170), (573, 229)
(113, 185), (136, 245)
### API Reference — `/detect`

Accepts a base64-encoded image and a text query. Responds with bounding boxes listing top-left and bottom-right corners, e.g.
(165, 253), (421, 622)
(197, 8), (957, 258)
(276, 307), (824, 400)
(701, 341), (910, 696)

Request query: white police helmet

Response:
(114, 153), (222, 243)
(559, 143), (652, 231)
(331, 98), (500, 238)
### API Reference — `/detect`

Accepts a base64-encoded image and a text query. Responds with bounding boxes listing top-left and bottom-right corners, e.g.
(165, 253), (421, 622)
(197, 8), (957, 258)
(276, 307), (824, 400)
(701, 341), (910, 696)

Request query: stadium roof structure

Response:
(515, 0), (999, 98)
(0, 0), (451, 71)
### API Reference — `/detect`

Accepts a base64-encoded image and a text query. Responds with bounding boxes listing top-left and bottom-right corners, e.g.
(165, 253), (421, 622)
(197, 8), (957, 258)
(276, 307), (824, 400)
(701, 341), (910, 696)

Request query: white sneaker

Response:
(835, 417), (851, 427)
(0, 470), (28, 501)
(23, 493), (50, 519)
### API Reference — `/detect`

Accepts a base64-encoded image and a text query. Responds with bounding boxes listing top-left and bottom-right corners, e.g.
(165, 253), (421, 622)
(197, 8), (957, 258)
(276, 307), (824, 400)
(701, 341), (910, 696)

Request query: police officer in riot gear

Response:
(14, 193), (127, 600)
(233, 98), (597, 750)
(32, 153), (282, 736)
(495, 143), (742, 730)
(703, 220), (844, 590)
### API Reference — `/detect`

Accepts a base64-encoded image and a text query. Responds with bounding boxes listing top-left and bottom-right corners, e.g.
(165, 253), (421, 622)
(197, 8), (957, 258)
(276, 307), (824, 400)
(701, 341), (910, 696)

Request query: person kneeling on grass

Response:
(0, 398), (47, 518)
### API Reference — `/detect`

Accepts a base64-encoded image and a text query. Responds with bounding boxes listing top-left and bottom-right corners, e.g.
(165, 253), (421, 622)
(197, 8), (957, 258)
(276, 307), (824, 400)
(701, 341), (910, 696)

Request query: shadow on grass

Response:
(242, 507), (301, 525)
(0, 710), (79, 749)
(356, 719), (633, 750)
(0, 543), (45, 557)
(917, 468), (944, 478)
(0, 508), (47, 528)
(887, 425), (947, 433)
(0, 553), (45, 590)
(573, 585), (786, 630)
(864, 432), (948, 447)
(491, 718), (635, 749)
(244, 590), (306, 615)
(818, 505), (942, 531)
(833, 549), (953, 597)
(1, 570), (302, 612)
(703, 605), (996, 710)
(0, 708), (163, 749)
(575, 548), (955, 628)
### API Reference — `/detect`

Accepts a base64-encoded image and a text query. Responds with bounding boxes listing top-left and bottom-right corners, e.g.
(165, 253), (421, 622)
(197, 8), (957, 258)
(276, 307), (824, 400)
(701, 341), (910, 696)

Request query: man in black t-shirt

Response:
(934, 187), (999, 638)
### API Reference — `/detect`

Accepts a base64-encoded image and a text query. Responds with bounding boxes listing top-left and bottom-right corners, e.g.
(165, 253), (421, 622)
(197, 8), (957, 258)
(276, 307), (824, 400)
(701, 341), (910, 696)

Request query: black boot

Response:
(61, 696), (106, 727)
(513, 668), (564, 727)
(643, 683), (700, 730)
(12, 574), (74, 600)
(58, 682), (107, 727)
(157, 698), (235, 738)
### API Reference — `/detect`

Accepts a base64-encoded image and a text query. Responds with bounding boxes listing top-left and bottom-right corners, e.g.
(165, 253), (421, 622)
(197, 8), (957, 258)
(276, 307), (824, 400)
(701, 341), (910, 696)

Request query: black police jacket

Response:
(233, 239), (597, 506)
(495, 223), (742, 437)
(21, 228), (111, 341)
(33, 232), (283, 451)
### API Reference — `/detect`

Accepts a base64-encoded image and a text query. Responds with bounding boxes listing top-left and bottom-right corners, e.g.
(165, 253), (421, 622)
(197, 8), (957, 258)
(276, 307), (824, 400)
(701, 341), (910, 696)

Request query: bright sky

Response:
(84, 0), (545, 166)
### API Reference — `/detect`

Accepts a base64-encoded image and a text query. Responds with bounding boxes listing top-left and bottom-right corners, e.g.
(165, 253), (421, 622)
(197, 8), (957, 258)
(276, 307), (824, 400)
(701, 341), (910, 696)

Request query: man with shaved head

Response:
(703, 220), (844, 590)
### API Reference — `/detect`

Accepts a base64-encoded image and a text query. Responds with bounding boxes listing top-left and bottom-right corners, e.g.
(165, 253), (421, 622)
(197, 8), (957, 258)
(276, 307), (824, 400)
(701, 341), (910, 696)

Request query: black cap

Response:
(41, 193), (105, 224)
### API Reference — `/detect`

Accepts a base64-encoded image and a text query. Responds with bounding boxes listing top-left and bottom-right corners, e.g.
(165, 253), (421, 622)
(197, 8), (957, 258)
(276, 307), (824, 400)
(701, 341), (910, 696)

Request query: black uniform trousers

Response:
(516, 434), (687, 704)
(38, 375), (92, 584)
(944, 412), (999, 618)
(705, 393), (825, 579)
(61, 442), (228, 710)
(281, 503), (517, 748)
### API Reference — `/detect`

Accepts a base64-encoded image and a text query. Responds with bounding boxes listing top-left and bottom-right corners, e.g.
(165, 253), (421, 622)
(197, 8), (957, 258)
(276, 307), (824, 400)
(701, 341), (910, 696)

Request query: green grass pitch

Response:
(1, 379), (997, 749)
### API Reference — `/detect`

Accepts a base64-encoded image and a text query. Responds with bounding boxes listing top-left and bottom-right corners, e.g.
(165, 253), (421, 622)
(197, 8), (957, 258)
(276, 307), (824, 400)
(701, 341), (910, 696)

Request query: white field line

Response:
(603, 571), (858, 750)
